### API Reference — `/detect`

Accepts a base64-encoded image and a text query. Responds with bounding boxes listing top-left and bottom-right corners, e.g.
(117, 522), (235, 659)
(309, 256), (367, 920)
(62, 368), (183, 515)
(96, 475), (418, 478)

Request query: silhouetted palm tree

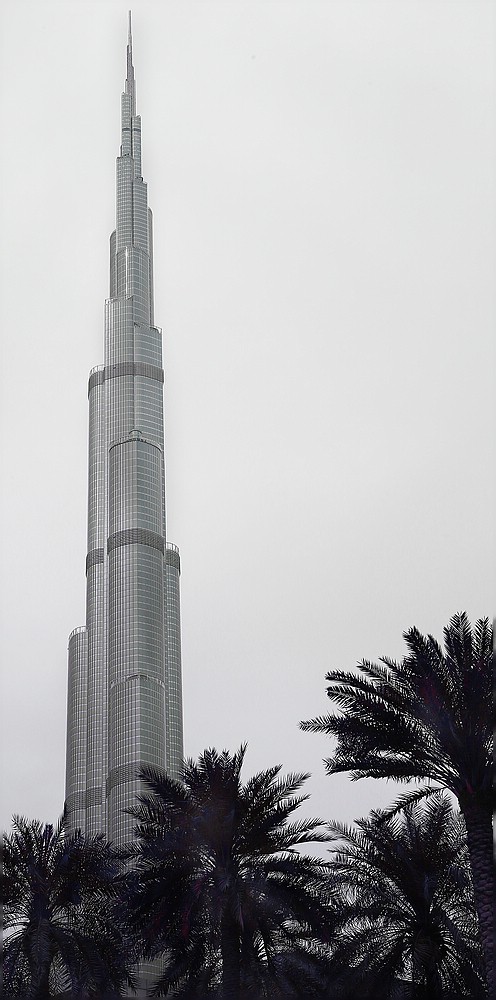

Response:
(3, 813), (133, 998)
(327, 794), (484, 999)
(125, 745), (334, 999)
(301, 612), (493, 998)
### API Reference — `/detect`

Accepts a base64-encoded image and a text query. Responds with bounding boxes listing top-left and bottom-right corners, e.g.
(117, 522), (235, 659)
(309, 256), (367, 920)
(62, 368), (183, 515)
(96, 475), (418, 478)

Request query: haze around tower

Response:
(0, 1), (494, 838)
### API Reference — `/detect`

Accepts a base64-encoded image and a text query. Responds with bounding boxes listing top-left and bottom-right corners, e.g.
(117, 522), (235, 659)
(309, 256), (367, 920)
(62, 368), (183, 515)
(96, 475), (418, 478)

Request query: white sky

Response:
(0, 0), (494, 840)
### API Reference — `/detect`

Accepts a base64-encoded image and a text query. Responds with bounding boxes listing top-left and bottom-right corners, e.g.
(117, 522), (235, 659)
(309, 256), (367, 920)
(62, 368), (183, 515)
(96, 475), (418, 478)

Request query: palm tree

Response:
(124, 745), (334, 999)
(327, 794), (484, 999)
(301, 612), (494, 998)
(3, 812), (133, 998)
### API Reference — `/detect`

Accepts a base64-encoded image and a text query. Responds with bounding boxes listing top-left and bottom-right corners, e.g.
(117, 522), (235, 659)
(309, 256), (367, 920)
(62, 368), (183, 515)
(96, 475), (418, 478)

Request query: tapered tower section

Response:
(65, 15), (183, 845)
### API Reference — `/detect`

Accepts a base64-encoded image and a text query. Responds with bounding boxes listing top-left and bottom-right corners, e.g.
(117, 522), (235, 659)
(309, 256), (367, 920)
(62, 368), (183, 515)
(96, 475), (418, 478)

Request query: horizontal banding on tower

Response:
(86, 547), (104, 574)
(107, 528), (164, 554)
(88, 360), (164, 395)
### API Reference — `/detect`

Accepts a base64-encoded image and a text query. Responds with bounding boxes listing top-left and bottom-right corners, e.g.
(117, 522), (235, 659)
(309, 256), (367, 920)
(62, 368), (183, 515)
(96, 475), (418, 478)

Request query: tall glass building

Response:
(65, 15), (183, 846)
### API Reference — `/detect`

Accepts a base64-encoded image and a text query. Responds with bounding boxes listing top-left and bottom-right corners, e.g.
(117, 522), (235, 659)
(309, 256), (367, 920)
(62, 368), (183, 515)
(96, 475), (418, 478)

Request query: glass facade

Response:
(65, 20), (183, 846)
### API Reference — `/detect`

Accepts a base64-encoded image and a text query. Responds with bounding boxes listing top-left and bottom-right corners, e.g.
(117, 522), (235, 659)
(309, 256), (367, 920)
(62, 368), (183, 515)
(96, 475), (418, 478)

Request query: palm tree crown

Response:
(125, 745), (333, 999)
(301, 612), (493, 999)
(3, 812), (132, 999)
(328, 794), (484, 999)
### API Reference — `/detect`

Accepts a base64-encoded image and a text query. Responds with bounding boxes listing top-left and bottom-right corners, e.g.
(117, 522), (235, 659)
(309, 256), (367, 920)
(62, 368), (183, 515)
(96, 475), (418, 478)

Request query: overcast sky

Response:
(0, 0), (494, 840)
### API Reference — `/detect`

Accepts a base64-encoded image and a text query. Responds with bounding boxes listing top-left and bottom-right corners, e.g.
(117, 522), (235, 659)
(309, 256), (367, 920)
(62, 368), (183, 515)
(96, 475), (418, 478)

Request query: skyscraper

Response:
(65, 14), (183, 846)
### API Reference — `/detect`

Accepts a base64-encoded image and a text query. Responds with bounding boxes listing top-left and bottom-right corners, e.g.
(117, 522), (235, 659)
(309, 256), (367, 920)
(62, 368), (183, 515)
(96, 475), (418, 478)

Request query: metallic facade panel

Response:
(65, 628), (88, 834)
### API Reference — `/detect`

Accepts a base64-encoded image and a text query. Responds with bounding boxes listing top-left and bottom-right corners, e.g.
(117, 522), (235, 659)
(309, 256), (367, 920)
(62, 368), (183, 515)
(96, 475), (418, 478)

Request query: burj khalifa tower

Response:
(65, 14), (183, 846)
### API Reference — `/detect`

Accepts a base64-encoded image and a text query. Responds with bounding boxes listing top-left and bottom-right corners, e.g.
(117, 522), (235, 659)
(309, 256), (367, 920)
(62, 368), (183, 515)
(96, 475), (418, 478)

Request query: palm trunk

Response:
(29, 925), (53, 1000)
(34, 962), (51, 999)
(221, 913), (240, 1000)
(461, 798), (494, 1000)
(413, 986), (431, 1000)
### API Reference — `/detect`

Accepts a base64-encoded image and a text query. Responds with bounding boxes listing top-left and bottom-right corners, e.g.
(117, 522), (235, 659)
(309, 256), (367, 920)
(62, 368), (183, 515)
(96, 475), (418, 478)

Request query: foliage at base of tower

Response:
(2, 814), (135, 999)
(123, 746), (334, 999)
(327, 794), (485, 999)
(301, 612), (494, 999)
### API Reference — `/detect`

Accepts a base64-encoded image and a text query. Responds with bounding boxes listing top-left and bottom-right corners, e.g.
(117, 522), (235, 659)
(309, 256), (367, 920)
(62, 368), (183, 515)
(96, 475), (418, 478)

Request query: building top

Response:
(126, 10), (136, 116)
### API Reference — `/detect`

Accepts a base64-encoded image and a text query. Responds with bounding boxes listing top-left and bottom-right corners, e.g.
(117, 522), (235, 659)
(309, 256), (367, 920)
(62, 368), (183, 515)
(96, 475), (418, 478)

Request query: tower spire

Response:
(126, 10), (135, 114)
